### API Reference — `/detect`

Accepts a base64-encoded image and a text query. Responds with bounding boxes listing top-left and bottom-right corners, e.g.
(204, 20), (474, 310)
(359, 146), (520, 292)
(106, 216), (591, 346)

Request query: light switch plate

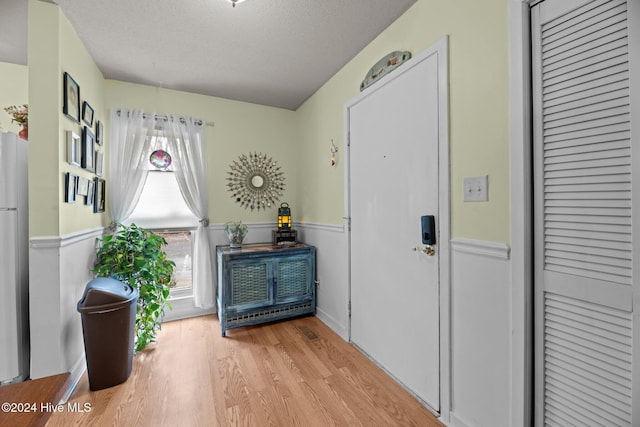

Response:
(463, 175), (488, 202)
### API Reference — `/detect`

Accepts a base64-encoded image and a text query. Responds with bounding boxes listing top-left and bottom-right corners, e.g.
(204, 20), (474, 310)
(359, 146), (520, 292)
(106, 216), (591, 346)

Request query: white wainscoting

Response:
(449, 238), (511, 427)
(29, 228), (103, 388)
(295, 221), (349, 340)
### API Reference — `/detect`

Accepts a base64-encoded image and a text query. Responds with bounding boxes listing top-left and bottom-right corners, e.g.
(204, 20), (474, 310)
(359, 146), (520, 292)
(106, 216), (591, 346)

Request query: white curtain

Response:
(166, 115), (214, 308)
(108, 109), (155, 224)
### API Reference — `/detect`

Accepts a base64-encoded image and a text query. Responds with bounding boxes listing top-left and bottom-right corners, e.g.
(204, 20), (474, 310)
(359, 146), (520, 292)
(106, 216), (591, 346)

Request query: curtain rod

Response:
(115, 109), (214, 127)
(143, 113), (215, 127)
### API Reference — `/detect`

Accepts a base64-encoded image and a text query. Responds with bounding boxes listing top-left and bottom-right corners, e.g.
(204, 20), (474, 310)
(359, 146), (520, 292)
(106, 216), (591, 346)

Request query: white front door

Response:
(347, 40), (449, 412)
(532, 1), (639, 424)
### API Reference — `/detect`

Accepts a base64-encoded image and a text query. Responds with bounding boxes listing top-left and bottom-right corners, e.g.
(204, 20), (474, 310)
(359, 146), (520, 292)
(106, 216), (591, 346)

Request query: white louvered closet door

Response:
(532, 0), (639, 425)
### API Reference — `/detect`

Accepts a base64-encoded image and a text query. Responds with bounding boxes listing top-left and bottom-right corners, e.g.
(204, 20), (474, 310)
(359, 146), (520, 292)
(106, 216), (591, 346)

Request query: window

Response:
(127, 170), (198, 229)
(157, 230), (192, 291)
(127, 136), (198, 292)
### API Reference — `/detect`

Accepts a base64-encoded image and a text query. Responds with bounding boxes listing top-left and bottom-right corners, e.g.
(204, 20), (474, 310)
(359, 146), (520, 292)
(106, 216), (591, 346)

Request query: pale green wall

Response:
(28, 0), (298, 235)
(28, 0), (107, 237)
(0, 62), (28, 134)
(104, 81), (298, 224)
(58, 1), (107, 236)
(28, 0), (61, 237)
(296, 0), (510, 243)
(25, 0), (510, 243)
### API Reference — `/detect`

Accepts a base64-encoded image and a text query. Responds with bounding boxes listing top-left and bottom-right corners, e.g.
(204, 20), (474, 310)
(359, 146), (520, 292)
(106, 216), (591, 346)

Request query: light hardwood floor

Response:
(47, 315), (443, 426)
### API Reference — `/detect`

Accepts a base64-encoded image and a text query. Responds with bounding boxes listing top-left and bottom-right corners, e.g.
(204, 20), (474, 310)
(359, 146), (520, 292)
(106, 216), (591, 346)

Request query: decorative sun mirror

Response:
(226, 152), (285, 211)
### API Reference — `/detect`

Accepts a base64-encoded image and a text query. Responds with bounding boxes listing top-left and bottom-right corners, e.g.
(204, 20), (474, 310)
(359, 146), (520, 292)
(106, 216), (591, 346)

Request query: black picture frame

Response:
(94, 178), (106, 213)
(81, 126), (95, 172)
(96, 120), (104, 145)
(63, 72), (80, 124)
(64, 173), (77, 203)
(82, 101), (94, 127)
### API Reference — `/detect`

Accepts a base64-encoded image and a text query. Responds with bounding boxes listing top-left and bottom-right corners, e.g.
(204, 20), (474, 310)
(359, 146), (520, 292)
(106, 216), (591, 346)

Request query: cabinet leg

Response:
(222, 330), (226, 337)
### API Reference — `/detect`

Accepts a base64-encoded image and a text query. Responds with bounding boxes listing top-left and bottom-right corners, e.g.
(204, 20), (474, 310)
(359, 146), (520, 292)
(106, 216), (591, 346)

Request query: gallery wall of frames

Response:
(62, 71), (105, 213)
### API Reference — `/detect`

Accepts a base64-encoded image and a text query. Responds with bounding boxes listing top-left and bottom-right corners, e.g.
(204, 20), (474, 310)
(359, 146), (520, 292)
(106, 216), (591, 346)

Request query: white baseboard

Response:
(316, 307), (348, 341)
(450, 412), (473, 427)
(59, 353), (86, 404)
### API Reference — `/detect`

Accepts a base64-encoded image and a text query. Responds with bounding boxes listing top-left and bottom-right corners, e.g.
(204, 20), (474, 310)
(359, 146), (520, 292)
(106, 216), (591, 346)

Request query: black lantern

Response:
(277, 202), (292, 230)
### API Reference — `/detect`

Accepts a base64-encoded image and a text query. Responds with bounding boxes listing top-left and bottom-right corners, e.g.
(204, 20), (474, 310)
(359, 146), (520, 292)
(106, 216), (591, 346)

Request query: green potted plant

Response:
(94, 223), (175, 352)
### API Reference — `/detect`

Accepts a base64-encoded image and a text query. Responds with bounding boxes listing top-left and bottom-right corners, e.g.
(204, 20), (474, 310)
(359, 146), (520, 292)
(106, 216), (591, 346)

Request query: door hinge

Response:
(348, 301), (351, 318)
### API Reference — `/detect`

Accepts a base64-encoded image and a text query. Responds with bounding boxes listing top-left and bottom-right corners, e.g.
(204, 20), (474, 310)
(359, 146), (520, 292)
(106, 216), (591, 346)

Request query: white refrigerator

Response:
(0, 131), (29, 384)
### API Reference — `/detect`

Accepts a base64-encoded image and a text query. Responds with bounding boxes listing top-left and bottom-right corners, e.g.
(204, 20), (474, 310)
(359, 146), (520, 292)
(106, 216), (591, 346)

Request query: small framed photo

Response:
(94, 178), (106, 213)
(76, 177), (89, 197)
(64, 173), (77, 203)
(95, 151), (104, 177)
(82, 102), (94, 127)
(96, 120), (104, 145)
(66, 131), (81, 167)
(63, 72), (80, 124)
(82, 126), (95, 172)
(85, 179), (95, 206)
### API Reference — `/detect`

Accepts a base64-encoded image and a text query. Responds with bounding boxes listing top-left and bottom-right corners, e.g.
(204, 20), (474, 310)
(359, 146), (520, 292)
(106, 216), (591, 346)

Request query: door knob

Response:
(412, 245), (435, 256)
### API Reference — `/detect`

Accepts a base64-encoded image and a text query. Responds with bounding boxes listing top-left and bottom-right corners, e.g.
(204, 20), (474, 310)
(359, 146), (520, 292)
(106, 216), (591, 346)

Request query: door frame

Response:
(510, 1), (640, 425)
(509, 2), (534, 427)
(343, 36), (451, 422)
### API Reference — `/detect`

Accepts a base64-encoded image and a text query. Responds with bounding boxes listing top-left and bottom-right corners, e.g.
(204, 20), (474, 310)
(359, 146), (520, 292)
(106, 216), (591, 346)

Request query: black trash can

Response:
(77, 277), (138, 391)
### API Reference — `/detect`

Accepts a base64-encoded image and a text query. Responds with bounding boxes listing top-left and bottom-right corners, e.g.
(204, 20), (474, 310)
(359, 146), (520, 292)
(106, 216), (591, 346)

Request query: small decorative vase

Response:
(224, 221), (248, 248)
(18, 125), (27, 141)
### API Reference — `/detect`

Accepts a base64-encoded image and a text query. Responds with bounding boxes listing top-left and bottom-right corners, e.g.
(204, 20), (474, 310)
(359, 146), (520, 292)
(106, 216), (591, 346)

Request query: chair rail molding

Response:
(450, 237), (510, 259)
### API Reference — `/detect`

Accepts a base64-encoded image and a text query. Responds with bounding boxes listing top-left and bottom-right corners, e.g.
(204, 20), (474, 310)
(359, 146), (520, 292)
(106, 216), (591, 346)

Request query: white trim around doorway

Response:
(344, 36), (451, 424)
(508, 1), (534, 427)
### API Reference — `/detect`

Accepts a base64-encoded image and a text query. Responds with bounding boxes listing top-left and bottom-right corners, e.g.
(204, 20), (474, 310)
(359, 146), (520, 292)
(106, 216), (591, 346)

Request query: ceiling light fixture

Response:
(228, 0), (246, 7)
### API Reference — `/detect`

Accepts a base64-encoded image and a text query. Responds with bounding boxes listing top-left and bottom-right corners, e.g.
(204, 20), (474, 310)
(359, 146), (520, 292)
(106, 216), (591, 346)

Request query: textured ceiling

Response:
(0, 0), (416, 110)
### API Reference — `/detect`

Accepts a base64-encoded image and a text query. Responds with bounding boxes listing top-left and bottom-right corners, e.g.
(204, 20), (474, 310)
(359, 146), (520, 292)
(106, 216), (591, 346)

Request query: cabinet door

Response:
(227, 260), (271, 310)
(274, 255), (312, 303)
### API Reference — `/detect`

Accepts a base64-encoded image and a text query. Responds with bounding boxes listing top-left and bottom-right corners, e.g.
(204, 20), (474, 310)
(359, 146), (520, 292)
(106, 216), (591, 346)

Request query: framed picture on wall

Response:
(85, 179), (95, 206)
(64, 173), (77, 203)
(96, 120), (104, 145)
(95, 151), (104, 177)
(63, 72), (81, 124)
(66, 131), (81, 167)
(76, 177), (89, 197)
(94, 178), (106, 213)
(81, 126), (95, 172)
(82, 101), (94, 127)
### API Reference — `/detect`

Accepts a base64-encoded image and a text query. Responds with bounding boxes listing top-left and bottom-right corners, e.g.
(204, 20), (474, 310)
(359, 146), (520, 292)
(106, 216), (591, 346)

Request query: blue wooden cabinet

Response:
(216, 243), (316, 336)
